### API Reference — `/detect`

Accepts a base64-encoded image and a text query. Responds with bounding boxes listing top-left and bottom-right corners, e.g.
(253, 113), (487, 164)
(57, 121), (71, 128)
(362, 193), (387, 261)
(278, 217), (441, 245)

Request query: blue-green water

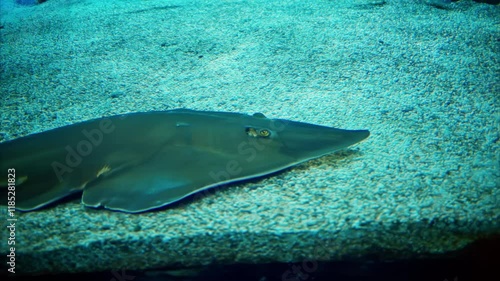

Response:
(0, 0), (498, 280)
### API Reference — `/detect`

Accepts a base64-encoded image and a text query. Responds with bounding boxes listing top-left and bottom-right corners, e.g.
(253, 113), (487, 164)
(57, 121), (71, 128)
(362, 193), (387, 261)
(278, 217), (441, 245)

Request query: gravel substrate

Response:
(0, 0), (498, 275)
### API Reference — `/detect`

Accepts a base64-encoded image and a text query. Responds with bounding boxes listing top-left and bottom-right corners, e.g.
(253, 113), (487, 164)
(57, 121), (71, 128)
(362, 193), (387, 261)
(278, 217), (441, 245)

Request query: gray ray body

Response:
(0, 109), (369, 213)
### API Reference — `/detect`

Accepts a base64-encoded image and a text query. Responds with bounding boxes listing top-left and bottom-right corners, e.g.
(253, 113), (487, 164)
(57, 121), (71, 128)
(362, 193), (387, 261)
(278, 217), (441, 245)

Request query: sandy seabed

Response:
(0, 0), (498, 277)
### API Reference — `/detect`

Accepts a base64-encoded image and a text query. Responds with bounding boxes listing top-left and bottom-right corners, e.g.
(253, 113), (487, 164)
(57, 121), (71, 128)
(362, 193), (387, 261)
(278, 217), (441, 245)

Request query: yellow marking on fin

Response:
(17, 175), (28, 185)
(96, 165), (111, 178)
(0, 175), (28, 187)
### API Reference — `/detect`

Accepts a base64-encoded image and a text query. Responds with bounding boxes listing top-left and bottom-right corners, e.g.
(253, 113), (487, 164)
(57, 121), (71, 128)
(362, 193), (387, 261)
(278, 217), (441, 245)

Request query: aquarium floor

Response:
(0, 0), (498, 276)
